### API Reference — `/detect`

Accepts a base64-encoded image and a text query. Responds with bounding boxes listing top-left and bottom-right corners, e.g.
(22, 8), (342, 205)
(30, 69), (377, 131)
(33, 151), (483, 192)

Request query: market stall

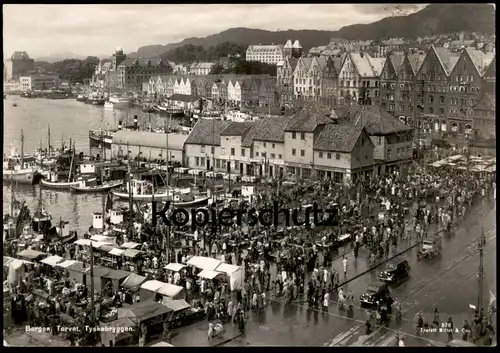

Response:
(139, 280), (166, 302)
(116, 300), (173, 344)
(99, 317), (137, 347)
(186, 256), (221, 271)
(215, 263), (243, 291)
(67, 261), (91, 286)
(164, 299), (205, 328)
(7, 258), (34, 287)
(39, 255), (65, 267)
(122, 273), (147, 292)
(165, 263), (186, 273)
(122, 249), (145, 272)
(121, 242), (142, 250)
(16, 249), (47, 262)
(92, 266), (113, 293)
(156, 283), (185, 304)
(102, 269), (131, 291)
(55, 259), (78, 270)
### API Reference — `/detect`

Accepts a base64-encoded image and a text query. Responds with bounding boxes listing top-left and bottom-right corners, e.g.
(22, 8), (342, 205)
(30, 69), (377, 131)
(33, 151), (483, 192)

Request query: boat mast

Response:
(68, 140), (75, 182)
(48, 124), (51, 155)
(20, 130), (24, 169)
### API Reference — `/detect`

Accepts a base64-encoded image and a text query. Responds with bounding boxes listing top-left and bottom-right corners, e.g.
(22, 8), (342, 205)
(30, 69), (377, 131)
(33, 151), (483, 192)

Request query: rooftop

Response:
(473, 93), (495, 112)
(314, 124), (364, 153)
(220, 121), (253, 136)
(253, 116), (291, 142)
(285, 106), (334, 132)
(343, 105), (413, 135)
(433, 46), (461, 75)
(185, 119), (232, 146)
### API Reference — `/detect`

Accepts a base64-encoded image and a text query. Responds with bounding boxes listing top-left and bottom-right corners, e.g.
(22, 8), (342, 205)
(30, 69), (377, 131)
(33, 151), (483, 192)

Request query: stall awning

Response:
(197, 269), (223, 279)
(67, 261), (90, 273)
(215, 263), (241, 275)
(10, 259), (34, 270)
(164, 299), (190, 312)
(156, 283), (184, 297)
(150, 341), (174, 347)
(165, 263), (186, 272)
(140, 280), (165, 292)
(90, 235), (116, 244)
(109, 248), (125, 256)
(3, 256), (14, 265)
(103, 269), (131, 281)
(186, 256), (221, 271)
(122, 273), (147, 290)
(98, 244), (117, 252)
(117, 300), (172, 322)
(56, 260), (78, 269)
(17, 249), (47, 260)
(92, 241), (113, 249)
(121, 242), (142, 249)
(123, 249), (144, 258)
(40, 255), (65, 267)
(74, 239), (92, 246)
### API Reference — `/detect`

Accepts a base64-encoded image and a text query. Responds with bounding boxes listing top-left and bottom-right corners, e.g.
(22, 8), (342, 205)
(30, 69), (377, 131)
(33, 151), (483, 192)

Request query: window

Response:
(327, 152), (332, 159)
(399, 106), (404, 112)
(278, 154), (282, 159)
(319, 151), (323, 158)
(292, 149), (296, 156)
(200, 145), (205, 153)
(256, 152), (259, 157)
(429, 107), (434, 114)
(300, 132), (305, 140)
(387, 149), (392, 160)
(272, 143), (275, 148)
(261, 152), (266, 158)
(241, 149), (245, 157)
(335, 153), (340, 160)
(271, 153), (275, 159)
(300, 149), (305, 156)
(439, 96), (445, 104)
(292, 132), (296, 139)
(263, 142), (267, 147)
(200, 157), (205, 166)
(439, 108), (444, 115)
(428, 95), (434, 104)
(195, 157), (200, 166)
(216, 159), (221, 168)
(230, 148), (235, 156)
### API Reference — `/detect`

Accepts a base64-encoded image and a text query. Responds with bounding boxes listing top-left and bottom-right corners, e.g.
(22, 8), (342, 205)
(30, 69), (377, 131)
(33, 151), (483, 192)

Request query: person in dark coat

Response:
(238, 311), (245, 333)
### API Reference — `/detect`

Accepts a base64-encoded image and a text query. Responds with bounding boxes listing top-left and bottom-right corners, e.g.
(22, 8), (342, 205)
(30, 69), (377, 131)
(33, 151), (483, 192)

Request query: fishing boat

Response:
(3, 131), (40, 185)
(111, 179), (209, 206)
(76, 94), (86, 102)
(91, 97), (105, 105)
(109, 95), (130, 109)
(104, 101), (114, 110)
(34, 125), (61, 167)
(70, 179), (123, 193)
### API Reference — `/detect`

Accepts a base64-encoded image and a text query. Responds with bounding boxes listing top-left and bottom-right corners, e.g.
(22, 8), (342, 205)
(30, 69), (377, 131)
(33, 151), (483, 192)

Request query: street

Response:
(170, 198), (496, 346)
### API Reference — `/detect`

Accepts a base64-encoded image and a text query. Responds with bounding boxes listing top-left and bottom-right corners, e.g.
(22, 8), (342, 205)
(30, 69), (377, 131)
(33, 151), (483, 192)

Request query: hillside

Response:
(129, 3), (495, 59)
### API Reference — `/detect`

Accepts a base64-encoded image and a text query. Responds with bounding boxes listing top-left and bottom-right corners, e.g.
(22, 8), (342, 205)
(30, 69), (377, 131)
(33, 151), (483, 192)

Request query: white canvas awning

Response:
(92, 241), (113, 249)
(121, 242), (142, 249)
(74, 239), (92, 246)
(140, 280), (165, 292)
(90, 235), (116, 244)
(197, 269), (223, 280)
(156, 283), (184, 297)
(174, 167), (189, 173)
(186, 256), (221, 271)
(215, 263), (241, 275)
(165, 263), (186, 272)
(109, 248), (125, 256)
(10, 259), (34, 270)
(40, 255), (65, 267)
(56, 260), (78, 269)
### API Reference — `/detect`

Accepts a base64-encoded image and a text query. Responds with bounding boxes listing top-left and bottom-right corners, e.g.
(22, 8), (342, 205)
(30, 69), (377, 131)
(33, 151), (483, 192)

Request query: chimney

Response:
(133, 115), (138, 130)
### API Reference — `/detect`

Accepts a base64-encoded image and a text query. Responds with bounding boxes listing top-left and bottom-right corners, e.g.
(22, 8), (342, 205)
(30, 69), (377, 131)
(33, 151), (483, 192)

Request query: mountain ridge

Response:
(128, 4), (495, 59)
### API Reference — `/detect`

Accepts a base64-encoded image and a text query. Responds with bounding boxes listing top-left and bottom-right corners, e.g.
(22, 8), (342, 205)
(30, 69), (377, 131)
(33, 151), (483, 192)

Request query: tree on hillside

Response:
(159, 42), (246, 63)
(210, 63), (225, 75)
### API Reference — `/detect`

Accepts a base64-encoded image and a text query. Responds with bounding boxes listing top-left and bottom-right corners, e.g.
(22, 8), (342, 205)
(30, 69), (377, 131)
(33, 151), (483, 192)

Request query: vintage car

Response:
(360, 281), (391, 307)
(378, 258), (411, 283)
(417, 235), (442, 260)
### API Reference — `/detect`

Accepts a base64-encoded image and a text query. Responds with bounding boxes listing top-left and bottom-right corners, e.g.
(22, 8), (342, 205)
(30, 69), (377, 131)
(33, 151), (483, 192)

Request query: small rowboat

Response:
(40, 179), (82, 190)
(70, 180), (123, 193)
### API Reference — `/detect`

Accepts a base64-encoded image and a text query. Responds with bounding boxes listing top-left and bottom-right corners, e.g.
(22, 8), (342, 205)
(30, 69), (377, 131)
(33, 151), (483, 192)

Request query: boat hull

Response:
(3, 170), (37, 184)
(111, 190), (173, 202)
(40, 179), (81, 190)
(70, 181), (123, 193)
(175, 197), (209, 208)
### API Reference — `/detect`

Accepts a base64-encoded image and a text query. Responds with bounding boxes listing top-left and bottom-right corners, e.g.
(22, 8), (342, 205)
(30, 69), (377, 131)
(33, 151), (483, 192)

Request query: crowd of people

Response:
(3, 149), (496, 346)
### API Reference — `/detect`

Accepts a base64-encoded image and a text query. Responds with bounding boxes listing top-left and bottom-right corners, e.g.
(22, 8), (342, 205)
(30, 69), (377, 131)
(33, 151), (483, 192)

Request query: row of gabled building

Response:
(111, 104), (414, 184)
(276, 45), (495, 139)
(145, 74), (278, 107)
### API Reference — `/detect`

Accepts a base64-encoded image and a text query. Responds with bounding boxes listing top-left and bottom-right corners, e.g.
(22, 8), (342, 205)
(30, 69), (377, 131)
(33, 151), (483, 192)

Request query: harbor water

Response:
(3, 95), (174, 235)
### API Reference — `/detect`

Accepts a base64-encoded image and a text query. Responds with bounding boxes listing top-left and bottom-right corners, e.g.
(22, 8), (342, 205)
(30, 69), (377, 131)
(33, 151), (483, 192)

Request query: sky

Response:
(3, 4), (427, 59)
